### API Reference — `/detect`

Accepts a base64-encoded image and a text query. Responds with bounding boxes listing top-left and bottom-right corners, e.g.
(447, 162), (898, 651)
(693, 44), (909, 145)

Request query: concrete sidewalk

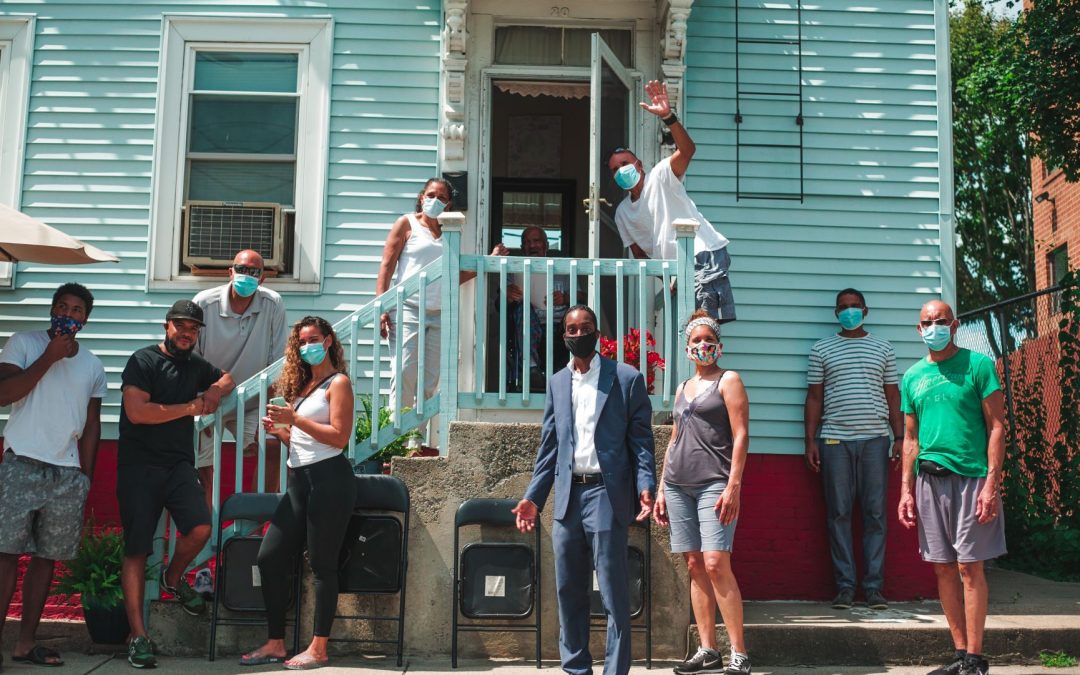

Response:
(2, 654), (1079, 675)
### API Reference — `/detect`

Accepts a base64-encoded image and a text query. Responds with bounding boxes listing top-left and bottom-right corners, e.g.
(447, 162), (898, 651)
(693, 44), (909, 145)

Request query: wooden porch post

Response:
(438, 212), (465, 455)
(673, 218), (698, 384)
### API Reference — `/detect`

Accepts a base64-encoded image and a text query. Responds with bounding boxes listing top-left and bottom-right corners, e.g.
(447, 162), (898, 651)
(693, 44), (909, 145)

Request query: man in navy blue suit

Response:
(513, 304), (656, 675)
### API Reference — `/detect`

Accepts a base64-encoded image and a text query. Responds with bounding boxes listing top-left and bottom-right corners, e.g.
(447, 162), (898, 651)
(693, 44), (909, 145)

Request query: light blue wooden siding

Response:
(0, 2), (441, 437)
(686, 0), (945, 453)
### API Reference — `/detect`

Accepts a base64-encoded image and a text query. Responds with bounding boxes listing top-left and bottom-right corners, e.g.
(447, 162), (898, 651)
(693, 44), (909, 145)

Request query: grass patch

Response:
(1039, 650), (1078, 668)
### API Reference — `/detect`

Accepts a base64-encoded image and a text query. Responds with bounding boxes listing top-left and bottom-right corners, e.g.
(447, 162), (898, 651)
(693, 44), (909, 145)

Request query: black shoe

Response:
(831, 588), (855, 609)
(674, 647), (723, 674)
(927, 650), (967, 675)
(725, 651), (752, 675)
(865, 589), (888, 610)
(959, 654), (989, 675)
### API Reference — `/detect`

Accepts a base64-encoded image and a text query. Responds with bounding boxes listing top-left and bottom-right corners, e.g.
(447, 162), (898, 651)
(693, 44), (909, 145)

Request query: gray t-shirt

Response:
(193, 284), (288, 391)
(807, 332), (898, 440)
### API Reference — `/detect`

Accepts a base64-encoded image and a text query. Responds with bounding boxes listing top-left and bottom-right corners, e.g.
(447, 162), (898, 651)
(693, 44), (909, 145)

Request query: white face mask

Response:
(422, 196), (447, 218)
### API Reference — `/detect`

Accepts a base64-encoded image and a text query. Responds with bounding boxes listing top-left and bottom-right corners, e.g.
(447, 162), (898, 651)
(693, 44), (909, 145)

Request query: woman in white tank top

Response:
(374, 178), (454, 446)
(243, 316), (357, 669)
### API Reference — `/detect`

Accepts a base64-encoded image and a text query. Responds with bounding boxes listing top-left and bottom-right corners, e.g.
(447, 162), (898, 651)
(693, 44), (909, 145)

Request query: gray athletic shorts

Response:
(0, 450), (90, 560)
(915, 472), (1007, 563)
(665, 481), (737, 553)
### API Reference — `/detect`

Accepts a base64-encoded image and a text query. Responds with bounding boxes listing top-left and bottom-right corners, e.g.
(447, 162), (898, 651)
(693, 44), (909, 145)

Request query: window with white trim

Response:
(0, 16), (34, 288)
(150, 17), (331, 290)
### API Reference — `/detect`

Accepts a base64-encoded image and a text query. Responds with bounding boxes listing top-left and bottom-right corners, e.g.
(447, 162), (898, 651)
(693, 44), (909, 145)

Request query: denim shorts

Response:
(665, 481), (737, 553)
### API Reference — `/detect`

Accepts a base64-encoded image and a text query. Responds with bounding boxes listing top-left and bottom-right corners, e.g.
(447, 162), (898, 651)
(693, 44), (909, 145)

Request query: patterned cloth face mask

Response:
(686, 341), (720, 365)
(50, 313), (83, 336)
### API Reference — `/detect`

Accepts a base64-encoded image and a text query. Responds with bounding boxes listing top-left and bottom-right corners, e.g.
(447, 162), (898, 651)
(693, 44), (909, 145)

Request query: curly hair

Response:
(274, 316), (348, 402)
(684, 308), (721, 343)
(414, 177), (454, 213)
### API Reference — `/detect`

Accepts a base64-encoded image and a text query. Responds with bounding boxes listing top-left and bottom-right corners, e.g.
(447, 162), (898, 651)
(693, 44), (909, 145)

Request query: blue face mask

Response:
(232, 273), (259, 298)
(422, 196), (447, 218)
(614, 164), (641, 190)
(299, 342), (327, 366)
(50, 313), (83, 336)
(837, 307), (865, 331)
(921, 324), (953, 352)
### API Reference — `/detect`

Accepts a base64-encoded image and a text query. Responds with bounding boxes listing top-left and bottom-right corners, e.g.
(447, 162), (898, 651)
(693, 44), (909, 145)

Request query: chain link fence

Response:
(955, 281), (1080, 579)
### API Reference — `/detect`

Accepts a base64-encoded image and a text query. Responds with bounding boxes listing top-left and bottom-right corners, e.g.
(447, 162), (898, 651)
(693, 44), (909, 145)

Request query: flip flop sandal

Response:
(239, 653), (286, 666)
(283, 655), (329, 670)
(12, 645), (64, 667)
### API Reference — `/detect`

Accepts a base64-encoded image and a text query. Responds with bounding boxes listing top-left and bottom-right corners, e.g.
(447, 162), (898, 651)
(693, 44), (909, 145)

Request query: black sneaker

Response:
(674, 647), (723, 674)
(831, 588), (855, 609)
(127, 636), (157, 669)
(865, 589), (888, 610)
(927, 650), (967, 675)
(725, 651), (752, 675)
(959, 654), (989, 675)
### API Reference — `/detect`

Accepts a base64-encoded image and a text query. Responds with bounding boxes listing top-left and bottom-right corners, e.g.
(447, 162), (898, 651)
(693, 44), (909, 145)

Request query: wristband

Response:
(662, 112), (679, 126)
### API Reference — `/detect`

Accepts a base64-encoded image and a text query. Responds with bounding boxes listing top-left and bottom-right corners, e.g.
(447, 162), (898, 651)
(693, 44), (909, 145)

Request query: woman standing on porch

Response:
(654, 309), (752, 675)
(376, 178), (453, 445)
(240, 316), (357, 670)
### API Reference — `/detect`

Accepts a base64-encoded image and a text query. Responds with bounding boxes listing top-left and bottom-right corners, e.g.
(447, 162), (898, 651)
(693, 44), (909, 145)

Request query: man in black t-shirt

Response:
(117, 300), (234, 669)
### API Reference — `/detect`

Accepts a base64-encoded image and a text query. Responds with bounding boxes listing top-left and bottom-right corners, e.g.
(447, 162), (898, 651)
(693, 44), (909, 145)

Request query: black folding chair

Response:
(331, 474), (410, 666)
(208, 492), (301, 661)
(588, 518), (653, 668)
(451, 498), (541, 669)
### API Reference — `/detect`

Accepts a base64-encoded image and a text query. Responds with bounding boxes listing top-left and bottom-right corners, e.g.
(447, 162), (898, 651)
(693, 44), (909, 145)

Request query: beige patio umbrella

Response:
(0, 203), (118, 265)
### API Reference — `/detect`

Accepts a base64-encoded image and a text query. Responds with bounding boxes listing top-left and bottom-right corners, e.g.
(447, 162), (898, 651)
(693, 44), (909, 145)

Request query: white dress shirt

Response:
(570, 353), (603, 475)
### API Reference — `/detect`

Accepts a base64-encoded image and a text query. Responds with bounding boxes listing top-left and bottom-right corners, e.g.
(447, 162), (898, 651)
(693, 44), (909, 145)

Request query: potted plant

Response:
(354, 395), (423, 474)
(52, 525), (129, 644)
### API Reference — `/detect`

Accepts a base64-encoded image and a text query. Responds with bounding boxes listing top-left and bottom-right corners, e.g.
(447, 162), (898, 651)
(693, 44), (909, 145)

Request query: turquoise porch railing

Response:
(143, 213), (698, 620)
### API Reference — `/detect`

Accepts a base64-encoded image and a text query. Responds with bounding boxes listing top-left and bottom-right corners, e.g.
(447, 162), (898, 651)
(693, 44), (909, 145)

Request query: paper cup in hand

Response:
(269, 397), (289, 428)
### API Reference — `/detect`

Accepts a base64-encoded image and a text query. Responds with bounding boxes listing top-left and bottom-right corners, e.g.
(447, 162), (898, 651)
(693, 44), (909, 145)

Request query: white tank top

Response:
(394, 213), (443, 311)
(287, 374), (345, 468)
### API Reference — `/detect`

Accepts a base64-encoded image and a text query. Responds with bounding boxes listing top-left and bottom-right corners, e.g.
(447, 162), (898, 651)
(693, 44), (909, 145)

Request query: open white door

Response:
(588, 32), (637, 261)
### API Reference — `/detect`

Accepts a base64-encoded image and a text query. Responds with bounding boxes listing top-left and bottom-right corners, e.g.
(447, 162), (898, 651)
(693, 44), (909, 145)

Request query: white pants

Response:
(387, 304), (441, 443)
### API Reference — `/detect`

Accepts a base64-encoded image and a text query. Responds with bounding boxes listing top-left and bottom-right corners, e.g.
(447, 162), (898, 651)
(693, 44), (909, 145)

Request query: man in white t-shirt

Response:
(193, 249), (288, 500)
(607, 80), (735, 324)
(0, 283), (107, 667)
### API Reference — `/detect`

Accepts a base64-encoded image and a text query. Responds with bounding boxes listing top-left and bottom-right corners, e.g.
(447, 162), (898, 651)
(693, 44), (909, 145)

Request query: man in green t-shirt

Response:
(898, 300), (1006, 675)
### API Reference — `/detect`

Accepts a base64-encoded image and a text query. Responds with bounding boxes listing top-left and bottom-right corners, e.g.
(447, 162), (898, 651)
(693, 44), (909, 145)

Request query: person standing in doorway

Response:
(804, 288), (902, 610)
(899, 300), (1006, 675)
(608, 80), (735, 324)
(513, 305), (656, 675)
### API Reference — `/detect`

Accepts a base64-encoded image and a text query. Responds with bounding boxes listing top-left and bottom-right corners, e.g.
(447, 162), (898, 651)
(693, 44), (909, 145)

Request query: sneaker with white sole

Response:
(127, 636), (156, 669)
(927, 650), (967, 675)
(958, 654), (989, 675)
(674, 647), (723, 674)
(725, 651), (751, 675)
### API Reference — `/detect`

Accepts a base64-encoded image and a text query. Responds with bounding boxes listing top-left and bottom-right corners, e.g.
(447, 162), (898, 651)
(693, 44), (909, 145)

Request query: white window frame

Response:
(0, 16), (35, 288)
(149, 15), (332, 292)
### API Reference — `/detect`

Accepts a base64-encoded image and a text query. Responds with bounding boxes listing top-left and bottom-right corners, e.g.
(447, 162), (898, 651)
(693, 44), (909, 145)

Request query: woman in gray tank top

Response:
(654, 309), (752, 675)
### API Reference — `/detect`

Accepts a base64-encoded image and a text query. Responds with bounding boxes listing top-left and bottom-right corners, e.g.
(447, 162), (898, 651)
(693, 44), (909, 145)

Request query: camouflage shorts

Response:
(0, 450), (90, 560)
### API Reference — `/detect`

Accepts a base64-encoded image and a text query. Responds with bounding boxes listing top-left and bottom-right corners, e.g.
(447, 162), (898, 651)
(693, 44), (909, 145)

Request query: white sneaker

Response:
(193, 568), (214, 598)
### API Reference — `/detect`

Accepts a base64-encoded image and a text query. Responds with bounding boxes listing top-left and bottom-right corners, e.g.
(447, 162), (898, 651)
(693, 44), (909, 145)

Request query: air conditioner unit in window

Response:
(182, 201), (286, 270)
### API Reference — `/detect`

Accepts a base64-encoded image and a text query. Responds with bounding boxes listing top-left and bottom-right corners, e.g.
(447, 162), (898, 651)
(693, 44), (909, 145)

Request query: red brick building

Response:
(1032, 156), (1079, 291)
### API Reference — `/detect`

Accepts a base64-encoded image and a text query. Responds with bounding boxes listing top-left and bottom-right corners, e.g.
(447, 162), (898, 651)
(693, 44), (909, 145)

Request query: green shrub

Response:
(1039, 650), (1078, 668)
(354, 394), (422, 463)
(52, 526), (124, 609)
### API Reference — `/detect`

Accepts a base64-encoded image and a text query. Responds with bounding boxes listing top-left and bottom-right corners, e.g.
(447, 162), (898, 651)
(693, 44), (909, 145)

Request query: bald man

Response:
(898, 301), (1006, 675)
(193, 250), (288, 503)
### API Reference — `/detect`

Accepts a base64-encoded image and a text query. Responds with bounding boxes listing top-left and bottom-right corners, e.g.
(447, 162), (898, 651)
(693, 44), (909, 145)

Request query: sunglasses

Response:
(233, 264), (263, 277)
(919, 318), (953, 328)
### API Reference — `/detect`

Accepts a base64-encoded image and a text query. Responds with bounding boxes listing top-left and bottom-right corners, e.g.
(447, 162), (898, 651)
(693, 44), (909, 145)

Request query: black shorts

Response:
(116, 462), (211, 556)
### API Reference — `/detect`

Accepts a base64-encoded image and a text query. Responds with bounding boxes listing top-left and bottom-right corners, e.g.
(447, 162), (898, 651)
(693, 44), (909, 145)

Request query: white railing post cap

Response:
(438, 211), (465, 231)
(673, 218), (700, 236)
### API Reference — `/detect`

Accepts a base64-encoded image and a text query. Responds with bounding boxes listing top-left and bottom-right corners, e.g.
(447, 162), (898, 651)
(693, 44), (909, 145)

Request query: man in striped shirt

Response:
(805, 288), (903, 611)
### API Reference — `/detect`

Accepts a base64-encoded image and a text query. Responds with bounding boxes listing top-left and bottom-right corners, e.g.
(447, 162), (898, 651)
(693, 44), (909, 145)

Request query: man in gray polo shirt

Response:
(193, 249), (288, 503)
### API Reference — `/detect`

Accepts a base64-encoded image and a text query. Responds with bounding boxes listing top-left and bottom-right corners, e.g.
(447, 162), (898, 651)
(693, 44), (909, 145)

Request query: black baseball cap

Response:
(165, 299), (205, 326)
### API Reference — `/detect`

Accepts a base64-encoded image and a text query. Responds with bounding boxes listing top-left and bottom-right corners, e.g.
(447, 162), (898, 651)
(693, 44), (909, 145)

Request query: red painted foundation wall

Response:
(9, 441), (936, 621)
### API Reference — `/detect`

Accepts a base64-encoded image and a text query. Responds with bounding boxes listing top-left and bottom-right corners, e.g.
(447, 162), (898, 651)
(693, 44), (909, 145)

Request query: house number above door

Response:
(551, 6), (570, 16)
